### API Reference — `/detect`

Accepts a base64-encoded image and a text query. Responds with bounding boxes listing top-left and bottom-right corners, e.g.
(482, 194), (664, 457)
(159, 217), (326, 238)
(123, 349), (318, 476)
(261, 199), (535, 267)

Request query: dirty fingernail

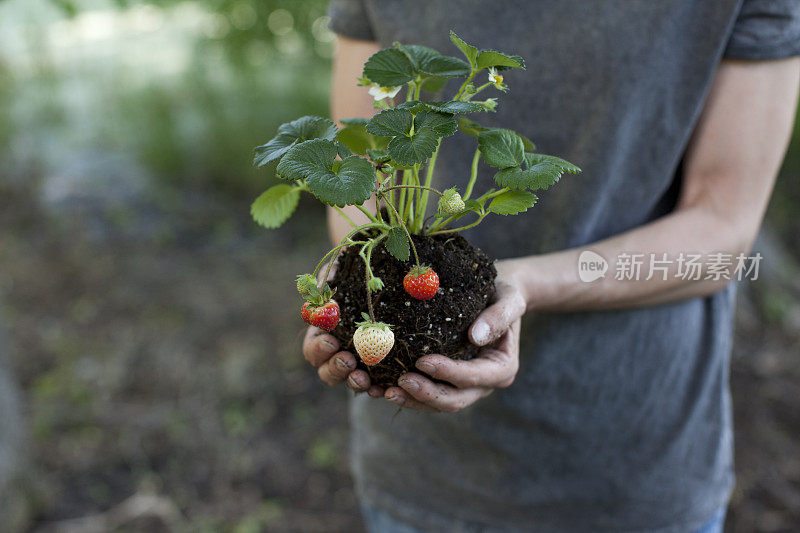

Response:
(399, 378), (419, 391)
(335, 357), (349, 371)
(321, 340), (336, 352)
(416, 361), (436, 375)
(348, 375), (362, 390)
(387, 394), (405, 405)
(471, 320), (490, 345)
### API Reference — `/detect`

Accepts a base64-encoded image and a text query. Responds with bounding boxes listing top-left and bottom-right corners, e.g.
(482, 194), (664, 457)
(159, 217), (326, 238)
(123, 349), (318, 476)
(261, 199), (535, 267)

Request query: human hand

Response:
(384, 266), (528, 412)
(302, 326), (385, 397)
(301, 260), (386, 396)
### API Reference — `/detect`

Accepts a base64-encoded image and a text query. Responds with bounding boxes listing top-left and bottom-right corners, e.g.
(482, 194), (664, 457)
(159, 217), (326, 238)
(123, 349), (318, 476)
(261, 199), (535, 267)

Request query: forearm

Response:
(502, 203), (757, 312)
(506, 57), (799, 313)
(327, 36), (382, 244)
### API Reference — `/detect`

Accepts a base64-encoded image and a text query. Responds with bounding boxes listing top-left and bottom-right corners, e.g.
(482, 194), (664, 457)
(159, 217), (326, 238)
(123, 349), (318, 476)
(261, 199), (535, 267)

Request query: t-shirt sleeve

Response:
(327, 0), (376, 41)
(724, 0), (800, 59)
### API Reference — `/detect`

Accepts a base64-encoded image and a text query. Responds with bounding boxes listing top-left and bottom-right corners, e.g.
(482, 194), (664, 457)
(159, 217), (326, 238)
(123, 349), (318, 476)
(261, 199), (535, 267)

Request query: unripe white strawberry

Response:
(438, 188), (465, 214)
(353, 320), (394, 366)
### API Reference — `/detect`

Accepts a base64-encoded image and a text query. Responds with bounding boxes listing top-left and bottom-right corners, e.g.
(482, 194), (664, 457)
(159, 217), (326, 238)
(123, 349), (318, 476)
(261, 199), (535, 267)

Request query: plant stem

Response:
(383, 198), (421, 266)
(404, 165), (421, 229)
(427, 213), (488, 235)
(465, 81), (494, 100)
(358, 233), (386, 323)
(398, 169), (410, 221)
(332, 206), (358, 228)
(382, 185), (443, 197)
(387, 171), (397, 225)
(463, 148), (481, 200)
(358, 243), (377, 321)
(425, 213), (457, 234)
(355, 203), (380, 224)
(415, 143), (439, 232)
(454, 70), (477, 100)
(312, 222), (388, 281)
(476, 187), (509, 202)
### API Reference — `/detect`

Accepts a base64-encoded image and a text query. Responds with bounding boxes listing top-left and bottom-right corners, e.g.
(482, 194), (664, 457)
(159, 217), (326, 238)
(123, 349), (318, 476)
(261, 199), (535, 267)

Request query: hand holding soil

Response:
(303, 263), (527, 413)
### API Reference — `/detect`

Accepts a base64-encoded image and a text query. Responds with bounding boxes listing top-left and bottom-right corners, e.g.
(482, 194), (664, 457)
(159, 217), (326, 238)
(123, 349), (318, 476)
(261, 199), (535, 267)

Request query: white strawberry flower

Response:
(368, 84), (402, 101)
(488, 67), (504, 88)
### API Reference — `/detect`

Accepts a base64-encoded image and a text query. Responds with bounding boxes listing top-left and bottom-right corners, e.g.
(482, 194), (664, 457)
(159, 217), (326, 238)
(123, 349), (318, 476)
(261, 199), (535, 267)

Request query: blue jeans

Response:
(361, 504), (726, 533)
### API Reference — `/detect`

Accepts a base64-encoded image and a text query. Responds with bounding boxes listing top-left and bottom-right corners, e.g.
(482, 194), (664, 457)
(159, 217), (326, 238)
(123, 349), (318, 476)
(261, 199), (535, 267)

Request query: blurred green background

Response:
(0, 1), (798, 532)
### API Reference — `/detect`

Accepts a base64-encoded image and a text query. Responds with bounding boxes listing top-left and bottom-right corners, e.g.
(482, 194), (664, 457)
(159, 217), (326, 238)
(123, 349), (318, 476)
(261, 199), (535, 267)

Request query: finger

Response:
(346, 369), (372, 393)
(469, 282), (526, 346)
(384, 387), (440, 412)
(317, 351), (357, 386)
(367, 385), (386, 398)
(302, 328), (340, 367)
(397, 373), (492, 413)
(417, 321), (520, 389)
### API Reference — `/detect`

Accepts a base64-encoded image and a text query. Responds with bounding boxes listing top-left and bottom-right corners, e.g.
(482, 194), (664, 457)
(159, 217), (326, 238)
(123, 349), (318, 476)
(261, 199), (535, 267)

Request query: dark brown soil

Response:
(330, 233), (497, 387)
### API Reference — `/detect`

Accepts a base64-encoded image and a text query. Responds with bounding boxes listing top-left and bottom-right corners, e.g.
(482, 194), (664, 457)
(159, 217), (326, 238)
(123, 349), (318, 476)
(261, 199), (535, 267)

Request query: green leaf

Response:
(478, 129), (525, 168)
(385, 227), (410, 261)
(421, 55), (470, 78)
(524, 153), (581, 174)
(396, 43), (440, 71)
(465, 198), (484, 212)
(363, 48), (416, 87)
(395, 100), (426, 112)
(395, 42), (470, 81)
(476, 50), (525, 70)
(335, 140), (352, 159)
(424, 101), (486, 114)
(250, 184), (301, 228)
(276, 139), (376, 206)
(387, 128), (439, 166)
(414, 110), (457, 137)
(519, 135), (537, 152)
(341, 118), (368, 126)
(420, 76), (449, 93)
(366, 108), (413, 137)
(366, 148), (391, 164)
(450, 30), (478, 69)
(254, 116), (337, 167)
(487, 190), (538, 215)
(337, 119), (390, 155)
(493, 163), (564, 191)
(457, 117), (490, 137)
(495, 54), (526, 72)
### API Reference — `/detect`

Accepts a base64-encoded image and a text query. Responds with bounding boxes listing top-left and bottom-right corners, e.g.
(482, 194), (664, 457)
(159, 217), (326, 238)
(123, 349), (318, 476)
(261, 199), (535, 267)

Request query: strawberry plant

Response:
(251, 31), (580, 385)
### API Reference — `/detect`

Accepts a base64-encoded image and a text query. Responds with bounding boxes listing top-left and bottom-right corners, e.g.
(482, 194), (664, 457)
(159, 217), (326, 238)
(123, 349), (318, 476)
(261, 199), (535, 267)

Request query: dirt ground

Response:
(0, 178), (798, 532)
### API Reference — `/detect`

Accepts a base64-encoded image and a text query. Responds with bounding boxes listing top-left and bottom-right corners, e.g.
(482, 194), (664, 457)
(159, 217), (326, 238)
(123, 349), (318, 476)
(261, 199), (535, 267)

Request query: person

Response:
(303, 1), (800, 531)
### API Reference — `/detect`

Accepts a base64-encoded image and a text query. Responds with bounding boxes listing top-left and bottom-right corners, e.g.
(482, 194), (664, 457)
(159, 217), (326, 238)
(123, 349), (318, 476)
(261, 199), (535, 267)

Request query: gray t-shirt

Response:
(328, 1), (800, 531)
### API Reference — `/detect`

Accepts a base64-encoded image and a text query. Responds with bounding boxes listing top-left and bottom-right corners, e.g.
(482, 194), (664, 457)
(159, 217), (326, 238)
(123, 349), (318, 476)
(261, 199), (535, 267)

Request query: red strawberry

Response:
(308, 300), (340, 331)
(403, 266), (439, 301)
(300, 302), (312, 324)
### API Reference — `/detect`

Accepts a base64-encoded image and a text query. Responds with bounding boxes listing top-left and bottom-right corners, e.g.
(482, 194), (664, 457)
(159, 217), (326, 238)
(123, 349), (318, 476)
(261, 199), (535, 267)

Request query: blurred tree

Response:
(46, 0), (331, 62)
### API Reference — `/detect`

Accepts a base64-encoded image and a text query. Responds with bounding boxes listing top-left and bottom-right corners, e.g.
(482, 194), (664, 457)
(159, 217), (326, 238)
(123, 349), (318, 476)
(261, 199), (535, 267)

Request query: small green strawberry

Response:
(296, 274), (317, 296)
(367, 276), (384, 293)
(438, 188), (465, 214)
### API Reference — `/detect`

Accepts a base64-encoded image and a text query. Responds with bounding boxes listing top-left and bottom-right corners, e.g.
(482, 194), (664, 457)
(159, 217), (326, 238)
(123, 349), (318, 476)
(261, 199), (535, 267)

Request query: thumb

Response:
(469, 283), (526, 346)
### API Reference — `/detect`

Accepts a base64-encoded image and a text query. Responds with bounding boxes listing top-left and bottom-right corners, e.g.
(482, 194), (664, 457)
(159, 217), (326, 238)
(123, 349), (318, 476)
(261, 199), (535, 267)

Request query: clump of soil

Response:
(330, 233), (497, 387)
